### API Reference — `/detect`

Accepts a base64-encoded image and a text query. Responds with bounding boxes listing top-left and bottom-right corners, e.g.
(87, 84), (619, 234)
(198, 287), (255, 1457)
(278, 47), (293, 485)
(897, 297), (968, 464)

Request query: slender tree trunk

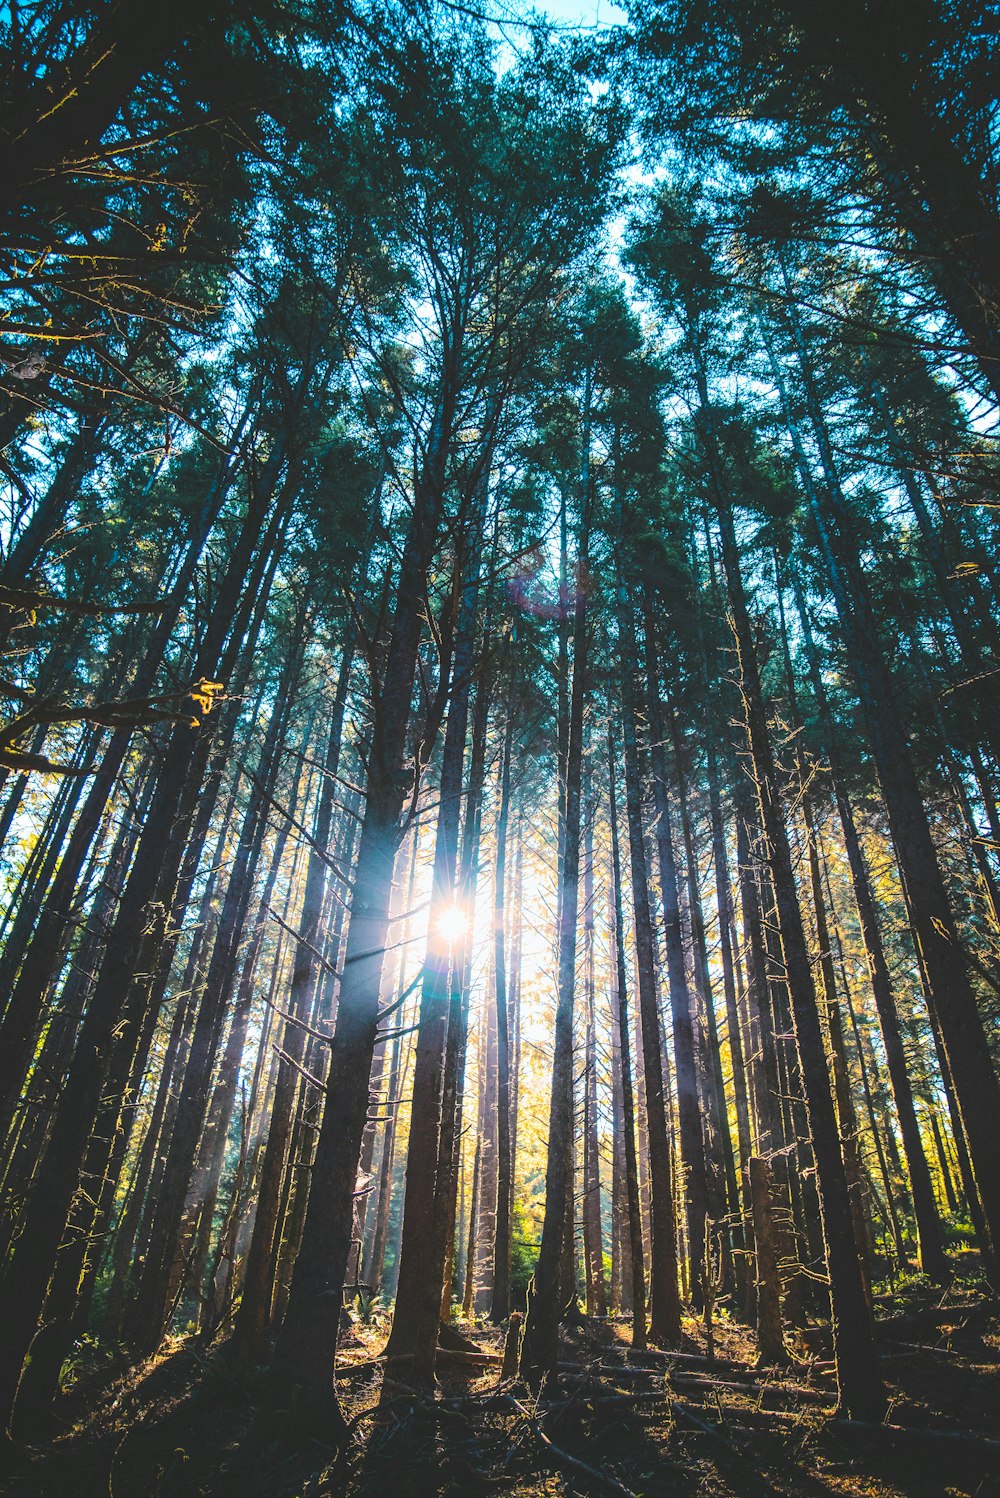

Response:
(791, 580), (948, 1281)
(666, 694), (740, 1270)
(363, 828), (420, 1294)
(709, 480), (883, 1417)
(386, 500), (484, 1384)
(521, 385), (592, 1385)
(641, 595), (709, 1313)
(749, 1157), (788, 1365)
(704, 731), (754, 1313)
(581, 775), (607, 1316)
(490, 702), (515, 1321)
(691, 332), (883, 1415)
(608, 725), (646, 1348)
(0, 481), (287, 1429)
(130, 620), (307, 1353)
(617, 576), (682, 1345)
(268, 394), (457, 1433)
(231, 578), (365, 1354)
(771, 305), (1000, 1277)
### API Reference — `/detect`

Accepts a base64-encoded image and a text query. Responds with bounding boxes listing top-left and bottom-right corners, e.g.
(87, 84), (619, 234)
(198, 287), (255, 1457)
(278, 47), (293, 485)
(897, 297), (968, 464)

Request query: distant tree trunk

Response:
(129, 615), (307, 1353)
(581, 775), (607, 1316)
(509, 834), (523, 1228)
(791, 580), (948, 1281)
(641, 594), (709, 1314)
(704, 729), (754, 1314)
(386, 500), (484, 1384)
(439, 643), (492, 1321)
(490, 702), (515, 1322)
(268, 395), (457, 1433)
(231, 570), (365, 1355)
(354, 819), (419, 1294)
(0, 480), (289, 1430)
(181, 753), (304, 1324)
(692, 331), (883, 1416)
(749, 1158), (788, 1365)
(774, 573), (874, 1306)
(771, 305), (1000, 1278)
(463, 1131), (483, 1320)
(473, 966), (500, 1313)
(363, 827), (420, 1294)
(826, 866), (909, 1267)
(114, 691), (267, 1343)
(928, 1110), (960, 1215)
(804, 794), (875, 1309)
(618, 580), (682, 1345)
(708, 477), (883, 1417)
(609, 885), (628, 1318)
(521, 382), (592, 1386)
(608, 725), (646, 1348)
(101, 809), (234, 1342)
(665, 691), (740, 1271)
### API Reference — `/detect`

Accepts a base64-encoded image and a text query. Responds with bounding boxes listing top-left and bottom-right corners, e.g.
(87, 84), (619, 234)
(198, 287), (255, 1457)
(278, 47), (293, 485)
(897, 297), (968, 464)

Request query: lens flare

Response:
(434, 903), (470, 945)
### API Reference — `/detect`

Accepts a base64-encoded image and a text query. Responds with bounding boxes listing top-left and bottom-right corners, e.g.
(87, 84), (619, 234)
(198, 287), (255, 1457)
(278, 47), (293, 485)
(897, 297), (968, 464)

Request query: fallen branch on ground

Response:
(505, 1395), (639, 1498)
(830, 1418), (1000, 1469)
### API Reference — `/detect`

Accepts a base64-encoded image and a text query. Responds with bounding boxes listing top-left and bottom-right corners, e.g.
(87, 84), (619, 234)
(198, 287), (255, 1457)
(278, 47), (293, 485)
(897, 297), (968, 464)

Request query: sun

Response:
(434, 903), (470, 945)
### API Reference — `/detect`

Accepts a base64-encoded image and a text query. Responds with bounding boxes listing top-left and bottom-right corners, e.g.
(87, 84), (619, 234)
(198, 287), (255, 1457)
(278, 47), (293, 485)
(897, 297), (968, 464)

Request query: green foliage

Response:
(349, 1289), (390, 1331)
(510, 1197), (540, 1310)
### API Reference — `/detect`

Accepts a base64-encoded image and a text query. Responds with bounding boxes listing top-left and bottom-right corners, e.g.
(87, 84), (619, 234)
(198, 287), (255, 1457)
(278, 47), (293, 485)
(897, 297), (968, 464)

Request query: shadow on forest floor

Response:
(3, 1280), (1000, 1498)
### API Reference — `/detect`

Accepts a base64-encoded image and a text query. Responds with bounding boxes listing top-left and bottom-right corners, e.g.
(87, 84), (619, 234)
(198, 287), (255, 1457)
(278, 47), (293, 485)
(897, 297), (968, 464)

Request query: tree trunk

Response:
(617, 575), (681, 1346)
(268, 396), (455, 1434)
(642, 594), (710, 1313)
(791, 579), (948, 1281)
(608, 724), (646, 1348)
(749, 1157), (788, 1366)
(693, 334), (883, 1416)
(581, 774), (607, 1316)
(490, 701), (515, 1321)
(0, 480), (287, 1429)
(231, 576), (365, 1355)
(771, 308), (1000, 1277)
(386, 499), (484, 1384)
(520, 388), (592, 1386)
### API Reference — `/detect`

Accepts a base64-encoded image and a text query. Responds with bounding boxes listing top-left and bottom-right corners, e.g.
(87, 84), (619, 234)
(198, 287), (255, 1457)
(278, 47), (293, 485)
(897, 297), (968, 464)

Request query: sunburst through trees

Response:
(0, 2), (999, 1494)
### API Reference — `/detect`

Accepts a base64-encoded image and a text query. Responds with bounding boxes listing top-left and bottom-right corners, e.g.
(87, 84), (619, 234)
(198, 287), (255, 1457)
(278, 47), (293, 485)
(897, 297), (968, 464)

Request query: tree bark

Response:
(608, 723), (647, 1349)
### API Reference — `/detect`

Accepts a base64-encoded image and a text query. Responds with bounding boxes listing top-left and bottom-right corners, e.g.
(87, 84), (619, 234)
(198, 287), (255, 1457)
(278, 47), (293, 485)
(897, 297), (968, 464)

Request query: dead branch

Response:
(830, 1418), (1000, 1469)
(506, 1395), (639, 1498)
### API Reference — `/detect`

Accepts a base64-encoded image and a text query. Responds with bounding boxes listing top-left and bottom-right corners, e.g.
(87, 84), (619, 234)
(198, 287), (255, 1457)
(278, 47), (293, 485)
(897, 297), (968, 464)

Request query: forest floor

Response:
(4, 1266), (1000, 1498)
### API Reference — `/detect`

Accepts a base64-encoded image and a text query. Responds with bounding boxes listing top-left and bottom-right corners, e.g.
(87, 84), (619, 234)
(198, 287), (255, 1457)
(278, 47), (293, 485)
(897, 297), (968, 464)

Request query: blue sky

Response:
(538, 0), (628, 25)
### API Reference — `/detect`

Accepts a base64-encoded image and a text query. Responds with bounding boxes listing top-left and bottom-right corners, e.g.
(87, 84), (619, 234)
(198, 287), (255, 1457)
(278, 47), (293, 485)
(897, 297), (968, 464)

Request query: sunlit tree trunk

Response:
(641, 593), (709, 1314)
(771, 308), (1000, 1278)
(791, 578), (948, 1281)
(268, 390), (456, 1431)
(386, 498), (484, 1384)
(520, 383), (592, 1385)
(0, 480), (289, 1429)
(608, 725), (646, 1348)
(490, 702), (515, 1321)
(694, 336), (884, 1415)
(617, 574), (681, 1345)
(581, 775), (606, 1316)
